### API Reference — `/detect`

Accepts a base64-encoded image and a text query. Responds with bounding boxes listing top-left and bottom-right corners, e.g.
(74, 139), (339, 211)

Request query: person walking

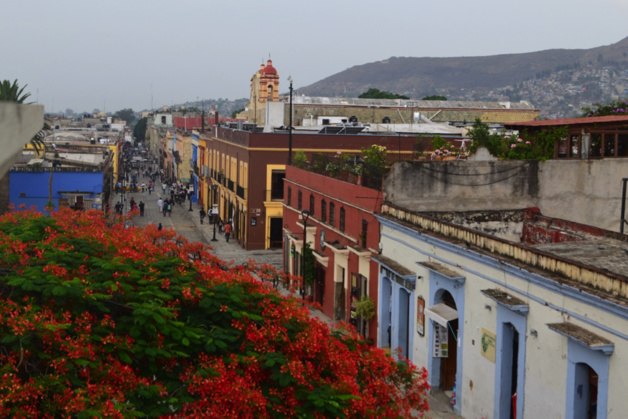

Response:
(224, 220), (232, 242)
(167, 200), (172, 217)
(157, 197), (164, 214)
(139, 201), (145, 216)
(158, 223), (162, 231)
(199, 208), (206, 224)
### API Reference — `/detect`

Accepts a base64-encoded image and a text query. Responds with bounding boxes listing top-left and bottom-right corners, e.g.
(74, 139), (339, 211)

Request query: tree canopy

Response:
(421, 95), (447, 101)
(133, 117), (148, 143)
(467, 118), (567, 161)
(0, 207), (429, 417)
(114, 108), (136, 126)
(358, 88), (409, 100)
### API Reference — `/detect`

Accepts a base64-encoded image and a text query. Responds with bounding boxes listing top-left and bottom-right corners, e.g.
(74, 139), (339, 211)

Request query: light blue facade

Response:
(10, 169), (107, 211)
(375, 212), (624, 418)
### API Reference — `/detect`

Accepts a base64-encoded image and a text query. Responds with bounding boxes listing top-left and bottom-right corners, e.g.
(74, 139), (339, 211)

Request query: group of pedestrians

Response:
(117, 177), (236, 244)
(157, 197), (173, 217)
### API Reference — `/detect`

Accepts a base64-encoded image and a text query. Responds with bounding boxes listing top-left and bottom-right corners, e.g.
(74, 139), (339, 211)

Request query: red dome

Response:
(260, 59), (277, 75)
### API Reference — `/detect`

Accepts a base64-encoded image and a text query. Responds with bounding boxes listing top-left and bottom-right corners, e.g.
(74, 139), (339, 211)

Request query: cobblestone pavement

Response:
(115, 182), (462, 419)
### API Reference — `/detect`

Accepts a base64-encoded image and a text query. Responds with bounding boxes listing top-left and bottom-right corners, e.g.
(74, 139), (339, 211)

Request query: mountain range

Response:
(297, 37), (628, 118)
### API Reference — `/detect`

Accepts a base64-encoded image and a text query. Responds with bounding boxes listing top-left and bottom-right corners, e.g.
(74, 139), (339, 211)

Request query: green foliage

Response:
(0, 79), (31, 103)
(504, 126), (569, 161)
(358, 88), (409, 100)
(114, 108), (136, 126)
(431, 135), (448, 151)
(581, 97), (628, 117)
(467, 118), (509, 157)
(302, 242), (316, 287)
(361, 144), (387, 167)
(0, 208), (431, 417)
(293, 150), (308, 169)
(133, 117), (148, 143)
(355, 296), (376, 321)
(421, 95), (447, 101)
(231, 108), (245, 118)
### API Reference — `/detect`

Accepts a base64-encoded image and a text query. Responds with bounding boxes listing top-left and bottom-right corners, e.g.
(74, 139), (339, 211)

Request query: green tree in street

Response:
(133, 117), (147, 143)
(114, 108), (136, 126)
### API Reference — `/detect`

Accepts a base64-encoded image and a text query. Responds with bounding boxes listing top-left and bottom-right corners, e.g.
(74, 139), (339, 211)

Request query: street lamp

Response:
(300, 209), (310, 300)
(188, 170), (194, 211)
(288, 76), (293, 166)
(211, 184), (218, 242)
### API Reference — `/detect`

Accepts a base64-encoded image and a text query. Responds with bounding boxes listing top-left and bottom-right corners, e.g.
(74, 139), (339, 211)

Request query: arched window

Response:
(321, 200), (327, 223)
(267, 84), (274, 101)
(297, 190), (302, 210)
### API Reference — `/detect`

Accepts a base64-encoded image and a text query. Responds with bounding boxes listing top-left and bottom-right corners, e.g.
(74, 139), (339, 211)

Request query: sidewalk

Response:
(120, 187), (462, 419)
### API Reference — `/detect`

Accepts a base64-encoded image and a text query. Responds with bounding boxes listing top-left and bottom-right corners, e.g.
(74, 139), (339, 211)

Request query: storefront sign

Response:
(433, 323), (448, 358)
(416, 296), (425, 336)
(481, 328), (496, 362)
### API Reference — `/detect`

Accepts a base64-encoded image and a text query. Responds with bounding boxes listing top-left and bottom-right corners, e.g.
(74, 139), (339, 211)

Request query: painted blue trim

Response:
(565, 341), (609, 419)
(427, 270), (465, 415)
(378, 218), (628, 341)
(494, 305), (527, 419)
(378, 215), (628, 320)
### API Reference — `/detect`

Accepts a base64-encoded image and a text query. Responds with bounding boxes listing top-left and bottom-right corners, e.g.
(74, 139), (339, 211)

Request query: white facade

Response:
(375, 208), (626, 418)
(153, 113), (173, 127)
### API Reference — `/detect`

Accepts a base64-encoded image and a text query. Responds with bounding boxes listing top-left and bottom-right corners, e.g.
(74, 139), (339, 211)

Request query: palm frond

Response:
(0, 79), (31, 103)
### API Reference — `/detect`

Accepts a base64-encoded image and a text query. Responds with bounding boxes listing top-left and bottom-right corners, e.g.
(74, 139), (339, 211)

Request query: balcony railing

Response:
(236, 185), (246, 199)
(228, 179), (235, 192)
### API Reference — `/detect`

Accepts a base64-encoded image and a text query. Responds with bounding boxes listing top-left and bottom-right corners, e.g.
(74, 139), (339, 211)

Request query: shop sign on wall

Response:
(416, 296), (425, 336)
(481, 328), (496, 362)
(433, 323), (448, 358)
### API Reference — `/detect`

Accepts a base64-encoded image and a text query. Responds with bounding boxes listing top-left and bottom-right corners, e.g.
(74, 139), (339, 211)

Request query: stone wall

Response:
(384, 159), (628, 232)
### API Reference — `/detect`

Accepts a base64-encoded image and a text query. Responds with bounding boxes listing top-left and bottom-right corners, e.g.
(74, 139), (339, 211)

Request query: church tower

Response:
(245, 59), (280, 125)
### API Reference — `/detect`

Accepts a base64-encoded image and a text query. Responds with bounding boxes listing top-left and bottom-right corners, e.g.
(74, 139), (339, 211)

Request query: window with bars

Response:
(340, 207), (345, 232)
(297, 190), (302, 210)
(309, 194), (315, 217)
(287, 187), (292, 206)
(329, 202), (335, 227)
(321, 200), (327, 223)
(361, 219), (367, 247)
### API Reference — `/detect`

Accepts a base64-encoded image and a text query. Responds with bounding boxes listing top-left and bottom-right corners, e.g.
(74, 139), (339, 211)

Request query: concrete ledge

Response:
(0, 102), (44, 178)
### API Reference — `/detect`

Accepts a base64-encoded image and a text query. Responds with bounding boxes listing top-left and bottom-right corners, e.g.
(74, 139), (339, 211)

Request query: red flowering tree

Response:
(0, 207), (429, 418)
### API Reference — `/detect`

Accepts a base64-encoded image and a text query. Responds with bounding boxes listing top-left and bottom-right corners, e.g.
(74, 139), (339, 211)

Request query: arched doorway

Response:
(574, 363), (598, 419)
(439, 291), (458, 391)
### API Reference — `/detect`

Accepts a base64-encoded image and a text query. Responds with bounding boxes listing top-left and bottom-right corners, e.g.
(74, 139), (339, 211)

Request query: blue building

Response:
(10, 146), (113, 212)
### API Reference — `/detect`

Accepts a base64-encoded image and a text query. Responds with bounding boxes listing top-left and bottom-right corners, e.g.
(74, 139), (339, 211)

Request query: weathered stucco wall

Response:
(384, 159), (628, 232)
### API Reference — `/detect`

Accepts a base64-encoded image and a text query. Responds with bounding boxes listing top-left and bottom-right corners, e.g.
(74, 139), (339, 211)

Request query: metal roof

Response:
(283, 95), (537, 110)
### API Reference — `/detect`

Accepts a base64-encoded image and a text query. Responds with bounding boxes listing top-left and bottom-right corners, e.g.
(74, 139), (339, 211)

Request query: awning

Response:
(425, 303), (458, 328)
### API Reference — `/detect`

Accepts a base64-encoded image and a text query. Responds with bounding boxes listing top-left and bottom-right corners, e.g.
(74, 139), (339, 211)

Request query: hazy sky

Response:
(3, 0), (627, 114)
